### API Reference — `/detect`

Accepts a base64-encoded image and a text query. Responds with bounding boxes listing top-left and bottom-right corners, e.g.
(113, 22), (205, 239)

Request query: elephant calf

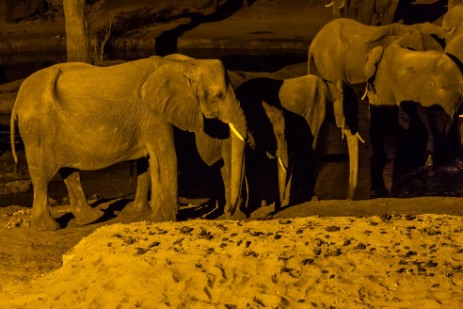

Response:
(10, 55), (248, 230)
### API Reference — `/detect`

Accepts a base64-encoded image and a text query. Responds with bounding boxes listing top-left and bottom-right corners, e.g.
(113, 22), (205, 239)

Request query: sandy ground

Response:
(1, 210), (463, 308)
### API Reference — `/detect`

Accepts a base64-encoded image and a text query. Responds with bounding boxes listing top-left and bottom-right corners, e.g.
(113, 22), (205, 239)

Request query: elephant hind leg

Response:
(29, 166), (60, 231)
(60, 168), (104, 226)
(121, 159), (151, 214)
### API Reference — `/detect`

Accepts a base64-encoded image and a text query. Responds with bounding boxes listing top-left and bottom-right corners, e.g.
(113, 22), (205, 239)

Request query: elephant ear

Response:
(141, 63), (203, 132)
(364, 46), (384, 83)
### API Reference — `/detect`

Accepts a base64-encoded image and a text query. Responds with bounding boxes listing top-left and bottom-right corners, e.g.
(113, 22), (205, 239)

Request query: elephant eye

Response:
(216, 92), (224, 100)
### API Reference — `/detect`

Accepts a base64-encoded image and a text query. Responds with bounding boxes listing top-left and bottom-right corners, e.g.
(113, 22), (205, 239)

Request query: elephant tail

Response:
(10, 106), (18, 175)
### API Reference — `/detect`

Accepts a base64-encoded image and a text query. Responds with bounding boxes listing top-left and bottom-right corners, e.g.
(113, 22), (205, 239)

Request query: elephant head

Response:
(443, 4), (463, 31)
(142, 57), (247, 216)
(325, 0), (346, 17)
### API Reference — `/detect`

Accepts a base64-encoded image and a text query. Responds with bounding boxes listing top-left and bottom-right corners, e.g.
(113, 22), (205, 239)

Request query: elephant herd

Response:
(9, 4), (463, 230)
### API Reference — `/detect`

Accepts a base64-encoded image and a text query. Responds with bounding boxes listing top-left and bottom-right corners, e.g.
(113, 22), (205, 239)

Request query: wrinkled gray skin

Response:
(235, 74), (358, 201)
(327, 0), (399, 25)
(10, 55), (248, 230)
(308, 18), (447, 85)
(364, 44), (463, 194)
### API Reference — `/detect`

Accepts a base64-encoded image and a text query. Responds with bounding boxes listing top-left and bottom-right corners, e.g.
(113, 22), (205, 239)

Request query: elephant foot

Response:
(425, 153), (434, 168)
(221, 207), (247, 220)
(31, 211), (60, 231)
(148, 204), (178, 222)
(73, 206), (104, 226)
(370, 185), (390, 198)
(121, 201), (151, 214)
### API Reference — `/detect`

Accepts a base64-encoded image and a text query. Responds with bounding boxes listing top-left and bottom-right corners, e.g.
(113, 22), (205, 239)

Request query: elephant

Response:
(308, 18), (447, 85)
(120, 53), (288, 218)
(363, 44), (463, 195)
(326, 0), (400, 25)
(126, 103), (288, 219)
(448, 0), (463, 10)
(9, 55), (248, 230)
(233, 74), (360, 201)
(443, 4), (463, 31)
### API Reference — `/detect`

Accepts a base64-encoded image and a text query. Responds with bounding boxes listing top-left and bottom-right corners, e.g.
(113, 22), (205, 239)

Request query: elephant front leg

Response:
(60, 168), (104, 226)
(29, 167), (60, 231)
(147, 129), (179, 222)
(369, 106), (390, 197)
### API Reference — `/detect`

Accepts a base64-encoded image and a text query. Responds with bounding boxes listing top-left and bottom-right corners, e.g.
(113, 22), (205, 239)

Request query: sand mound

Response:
(1, 214), (463, 308)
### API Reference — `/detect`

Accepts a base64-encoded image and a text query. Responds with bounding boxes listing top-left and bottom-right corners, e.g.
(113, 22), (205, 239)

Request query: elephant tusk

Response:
(356, 132), (366, 144)
(229, 123), (245, 142)
(278, 157), (287, 171)
(324, 1), (334, 7)
(361, 86), (368, 101)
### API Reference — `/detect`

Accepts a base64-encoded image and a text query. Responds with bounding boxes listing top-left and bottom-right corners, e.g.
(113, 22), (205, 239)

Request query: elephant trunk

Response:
(223, 86), (248, 215)
(345, 130), (359, 200)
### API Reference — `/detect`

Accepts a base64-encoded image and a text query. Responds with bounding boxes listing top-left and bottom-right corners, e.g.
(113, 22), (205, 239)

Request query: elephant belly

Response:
(59, 125), (148, 171)
(18, 120), (148, 172)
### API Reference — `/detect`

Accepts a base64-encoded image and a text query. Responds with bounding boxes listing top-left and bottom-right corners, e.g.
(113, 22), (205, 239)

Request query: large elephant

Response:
(327, 0), (400, 25)
(234, 74), (359, 201)
(363, 44), (463, 194)
(121, 53), (288, 218)
(10, 55), (248, 230)
(126, 104), (288, 219)
(308, 18), (447, 85)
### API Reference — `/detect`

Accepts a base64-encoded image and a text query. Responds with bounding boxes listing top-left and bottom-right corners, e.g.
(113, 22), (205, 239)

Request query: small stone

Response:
(380, 214), (393, 222)
(354, 243), (367, 250)
(426, 260), (438, 267)
(405, 251), (417, 257)
(343, 239), (352, 246)
(326, 226), (340, 232)
(180, 226), (194, 234)
(302, 258), (315, 265)
(278, 218), (292, 224)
